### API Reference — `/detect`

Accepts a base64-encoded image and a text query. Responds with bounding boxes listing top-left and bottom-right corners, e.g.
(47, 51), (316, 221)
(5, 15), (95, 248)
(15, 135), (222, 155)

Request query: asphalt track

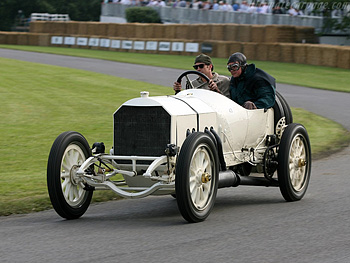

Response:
(1, 49), (349, 263)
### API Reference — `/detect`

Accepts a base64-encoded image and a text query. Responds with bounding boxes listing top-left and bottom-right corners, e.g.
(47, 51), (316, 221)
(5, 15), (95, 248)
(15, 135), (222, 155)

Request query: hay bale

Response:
(29, 21), (46, 33)
(211, 41), (230, 58)
(185, 24), (200, 40)
(117, 23), (136, 38)
(293, 44), (307, 64)
(28, 33), (40, 46)
(280, 43), (295, 63)
(78, 22), (89, 35)
(306, 44), (323, 66)
(17, 33), (29, 45)
(152, 24), (165, 39)
(226, 41), (243, 57)
(336, 47), (350, 69)
(107, 23), (119, 37)
(163, 24), (177, 39)
(223, 24), (238, 42)
(66, 21), (79, 35)
(6, 32), (18, 45)
(265, 25), (296, 43)
(49, 22), (67, 34)
(196, 24), (211, 41)
(87, 22), (108, 36)
(255, 43), (269, 61)
(295, 26), (317, 43)
(321, 45), (338, 67)
(250, 25), (265, 43)
(210, 24), (225, 42)
(134, 23), (147, 39)
(38, 33), (50, 46)
(267, 43), (281, 62)
(236, 25), (251, 42)
(242, 42), (257, 60)
(175, 24), (190, 40)
(0, 32), (7, 44)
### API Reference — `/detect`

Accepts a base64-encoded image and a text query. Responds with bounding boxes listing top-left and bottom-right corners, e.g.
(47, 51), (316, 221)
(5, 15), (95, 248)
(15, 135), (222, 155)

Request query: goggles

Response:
(193, 64), (206, 70)
(227, 63), (240, 72)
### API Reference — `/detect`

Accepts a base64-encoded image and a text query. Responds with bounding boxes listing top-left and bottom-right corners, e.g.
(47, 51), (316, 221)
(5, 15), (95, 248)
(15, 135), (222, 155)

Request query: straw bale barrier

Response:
(236, 24), (252, 42)
(17, 32), (29, 45)
(295, 26), (317, 43)
(223, 24), (239, 42)
(250, 25), (265, 43)
(196, 24), (212, 41)
(321, 45), (338, 67)
(255, 43), (269, 61)
(210, 24), (225, 42)
(336, 47), (350, 69)
(210, 41), (227, 58)
(280, 43), (295, 63)
(267, 43), (281, 62)
(0, 31), (348, 69)
(28, 22), (316, 44)
(265, 25), (296, 43)
(306, 45), (323, 66)
(66, 21), (80, 35)
(293, 44), (307, 64)
(242, 42), (257, 59)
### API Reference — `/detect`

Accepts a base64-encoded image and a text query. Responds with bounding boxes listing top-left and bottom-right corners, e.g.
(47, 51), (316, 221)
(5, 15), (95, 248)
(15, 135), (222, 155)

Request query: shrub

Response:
(125, 7), (162, 23)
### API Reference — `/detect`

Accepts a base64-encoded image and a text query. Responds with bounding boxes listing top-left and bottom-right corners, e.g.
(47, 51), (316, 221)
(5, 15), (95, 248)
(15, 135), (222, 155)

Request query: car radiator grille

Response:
(114, 106), (171, 158)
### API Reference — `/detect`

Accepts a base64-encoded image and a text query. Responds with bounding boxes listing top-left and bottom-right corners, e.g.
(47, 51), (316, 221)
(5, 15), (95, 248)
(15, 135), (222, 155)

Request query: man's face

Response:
(193, 63), (212, 78)
(227, 61), (242, 78)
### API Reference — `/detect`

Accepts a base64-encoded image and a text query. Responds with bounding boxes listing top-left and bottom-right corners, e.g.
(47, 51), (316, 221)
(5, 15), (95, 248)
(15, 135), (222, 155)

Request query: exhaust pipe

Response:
(218, 170), (239, 188)
(218, 170), (279, 188)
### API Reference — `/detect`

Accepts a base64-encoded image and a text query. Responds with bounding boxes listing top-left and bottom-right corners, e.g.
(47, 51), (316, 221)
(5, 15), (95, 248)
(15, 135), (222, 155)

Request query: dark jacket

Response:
(229, 64), (276, 109)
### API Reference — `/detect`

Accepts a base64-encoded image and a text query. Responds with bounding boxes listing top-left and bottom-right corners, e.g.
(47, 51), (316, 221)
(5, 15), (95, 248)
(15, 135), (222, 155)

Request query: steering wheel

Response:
(175, 70), (210, 94)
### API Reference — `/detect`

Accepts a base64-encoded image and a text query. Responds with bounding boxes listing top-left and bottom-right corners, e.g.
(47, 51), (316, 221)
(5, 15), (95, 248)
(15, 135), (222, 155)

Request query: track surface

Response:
(1, 49), (349, 263)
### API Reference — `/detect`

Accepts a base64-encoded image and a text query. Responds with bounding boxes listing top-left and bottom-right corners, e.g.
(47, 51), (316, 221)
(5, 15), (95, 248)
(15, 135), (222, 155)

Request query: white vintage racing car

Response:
(47, 71), (312, 223)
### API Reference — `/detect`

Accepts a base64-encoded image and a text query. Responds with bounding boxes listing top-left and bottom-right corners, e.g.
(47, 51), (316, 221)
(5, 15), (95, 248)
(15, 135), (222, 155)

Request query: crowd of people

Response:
(104, 0), (331, 17)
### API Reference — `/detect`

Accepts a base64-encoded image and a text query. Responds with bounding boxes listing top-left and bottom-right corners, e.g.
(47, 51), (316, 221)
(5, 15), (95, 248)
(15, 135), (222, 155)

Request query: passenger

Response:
(173, 53), (230, 98)
(227, 52), (276, 109)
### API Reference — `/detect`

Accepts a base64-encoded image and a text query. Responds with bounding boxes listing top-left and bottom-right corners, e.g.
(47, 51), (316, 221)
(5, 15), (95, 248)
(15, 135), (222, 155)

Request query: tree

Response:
(0, 0), (101, 31)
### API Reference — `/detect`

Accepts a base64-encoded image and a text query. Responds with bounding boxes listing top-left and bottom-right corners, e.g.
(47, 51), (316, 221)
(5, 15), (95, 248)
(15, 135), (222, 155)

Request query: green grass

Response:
(1, 45), (350, 93)
(0, 47), (349, 216)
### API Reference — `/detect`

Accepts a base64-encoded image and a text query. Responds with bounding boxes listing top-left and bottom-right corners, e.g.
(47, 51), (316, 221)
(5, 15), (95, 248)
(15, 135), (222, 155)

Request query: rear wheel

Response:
(175, 132), (219, 223)
(277, 124), (311, 201)
(47, 131), (93, 219)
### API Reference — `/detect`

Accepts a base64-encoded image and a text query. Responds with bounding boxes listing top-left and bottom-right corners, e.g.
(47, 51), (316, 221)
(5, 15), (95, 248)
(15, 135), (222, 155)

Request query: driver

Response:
(173, 54), (230, 98)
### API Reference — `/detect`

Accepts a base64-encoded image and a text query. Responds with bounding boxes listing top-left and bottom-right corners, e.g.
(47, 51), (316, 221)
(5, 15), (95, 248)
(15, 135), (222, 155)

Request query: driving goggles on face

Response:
(193, 64), (206, 70)
(227, 63), (240, 72)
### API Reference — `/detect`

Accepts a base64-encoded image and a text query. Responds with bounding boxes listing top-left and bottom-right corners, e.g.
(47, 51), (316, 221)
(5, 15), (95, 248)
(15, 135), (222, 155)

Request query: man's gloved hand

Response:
(243, 101), (257, 109)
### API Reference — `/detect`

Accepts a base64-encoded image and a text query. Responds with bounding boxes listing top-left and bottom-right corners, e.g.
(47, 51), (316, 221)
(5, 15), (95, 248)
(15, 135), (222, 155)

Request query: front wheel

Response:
(175, 132), (219, 223)
(47, 131), (93, 219)
(277, 124), (311, 202)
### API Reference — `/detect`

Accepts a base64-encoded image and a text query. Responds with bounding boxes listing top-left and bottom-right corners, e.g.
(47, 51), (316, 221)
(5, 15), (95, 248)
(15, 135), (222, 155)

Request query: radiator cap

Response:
(140, 91), (149, 98)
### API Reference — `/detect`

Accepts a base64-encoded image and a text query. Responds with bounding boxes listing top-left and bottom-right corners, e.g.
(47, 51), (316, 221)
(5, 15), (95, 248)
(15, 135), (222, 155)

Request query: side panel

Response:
(245, 108), (274, 147)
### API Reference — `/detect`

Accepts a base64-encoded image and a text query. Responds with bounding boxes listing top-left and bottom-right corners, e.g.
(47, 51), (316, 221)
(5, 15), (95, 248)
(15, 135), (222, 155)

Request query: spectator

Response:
(288, 7), (299, 16)
(178, 0), (187, 7)
(260, 3), (270, 13)
(212, 0), (219, 10)
(227, 52), (276, 109)
(173, 54), (230, 98)
(240, 1), (249, 12)
(232, 2), (240, 11)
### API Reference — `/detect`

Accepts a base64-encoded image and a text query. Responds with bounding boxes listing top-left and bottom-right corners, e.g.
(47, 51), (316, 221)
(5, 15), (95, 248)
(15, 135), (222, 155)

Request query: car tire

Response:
(277, 123), (311, 202)
(175, 132), (219, 223)
(276, 91), (293, 124)
(47, 131), (93, 219)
